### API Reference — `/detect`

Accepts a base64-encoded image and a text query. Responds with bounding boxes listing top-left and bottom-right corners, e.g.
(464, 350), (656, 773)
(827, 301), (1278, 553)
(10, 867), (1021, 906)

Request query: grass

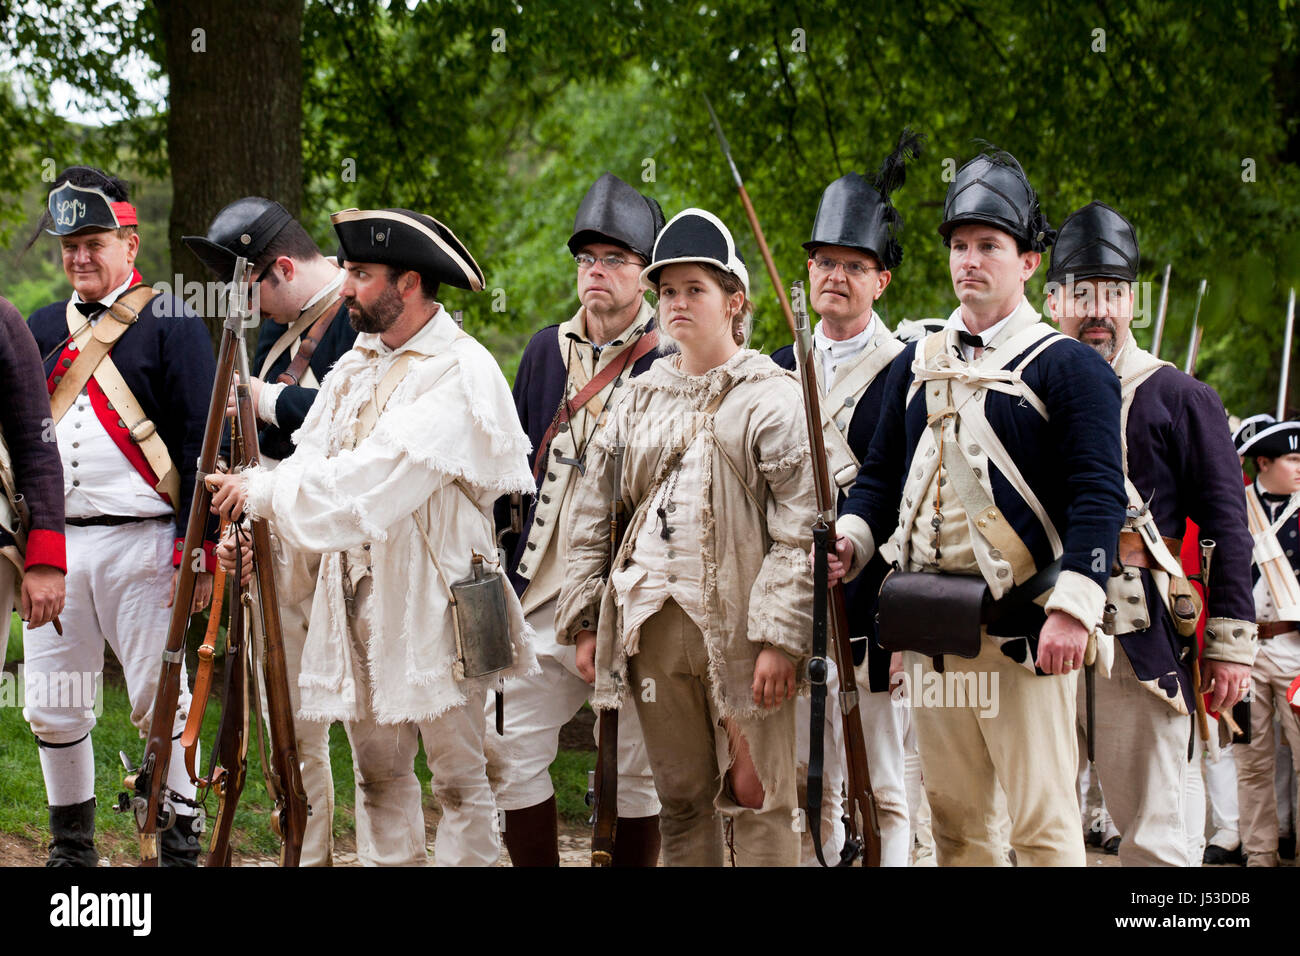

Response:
(2, 610), (595, 858)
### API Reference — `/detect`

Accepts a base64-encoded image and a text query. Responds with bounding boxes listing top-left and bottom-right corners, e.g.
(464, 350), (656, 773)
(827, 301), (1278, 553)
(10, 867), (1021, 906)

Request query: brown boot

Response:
(613, 814), (661, 867)
(502, 796), (560, 867)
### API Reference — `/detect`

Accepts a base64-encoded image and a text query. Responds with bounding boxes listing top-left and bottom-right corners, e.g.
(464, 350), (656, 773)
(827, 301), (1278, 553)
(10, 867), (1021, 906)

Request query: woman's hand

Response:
(575, 629), (597, 685)
(752, 646), (797, 709)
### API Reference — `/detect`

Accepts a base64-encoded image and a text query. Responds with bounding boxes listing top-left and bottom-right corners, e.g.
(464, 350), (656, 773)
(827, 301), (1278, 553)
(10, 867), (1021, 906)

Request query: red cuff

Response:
(24, 529), (67, 574)
(172, 538), (217, 572)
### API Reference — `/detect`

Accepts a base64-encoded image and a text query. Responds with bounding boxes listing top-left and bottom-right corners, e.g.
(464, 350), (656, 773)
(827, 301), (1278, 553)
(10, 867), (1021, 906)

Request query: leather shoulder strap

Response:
(50, 285), (155, 422)
(278, 295), (344, 386)
(532, 328), (658, 482)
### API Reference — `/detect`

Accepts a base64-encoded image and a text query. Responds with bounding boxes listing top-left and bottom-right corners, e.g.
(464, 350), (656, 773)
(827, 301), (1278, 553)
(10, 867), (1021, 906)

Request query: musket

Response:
(1183, 279), (1208, 376)
(589, 441), (625, 867)
(1190, 539), (1216, 743)
(1151, 264), (1171, 359)
(229, 261), (309, 865)
(118, 263), (237, 865)
(705, 94), (880, 866)
(1277, 288), (1296, 420)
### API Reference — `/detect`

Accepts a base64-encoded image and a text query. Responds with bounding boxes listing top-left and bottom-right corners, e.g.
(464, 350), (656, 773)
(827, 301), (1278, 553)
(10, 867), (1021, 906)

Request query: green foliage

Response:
(549, 747), (597, 824)
(3, 0), (1300, 412)
(6, 612), (20, 664)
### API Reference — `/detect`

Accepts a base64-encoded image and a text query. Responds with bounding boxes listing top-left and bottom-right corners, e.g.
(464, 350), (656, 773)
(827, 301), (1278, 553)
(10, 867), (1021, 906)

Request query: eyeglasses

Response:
(812, 255), (879, 278)
(575, 253), (642, 270)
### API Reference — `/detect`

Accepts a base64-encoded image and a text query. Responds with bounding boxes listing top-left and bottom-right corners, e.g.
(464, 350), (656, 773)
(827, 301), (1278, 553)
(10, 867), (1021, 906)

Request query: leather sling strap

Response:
(56, 288), (181, 505)
(277, 294), (343, 387)
(532, 328), (659, 482)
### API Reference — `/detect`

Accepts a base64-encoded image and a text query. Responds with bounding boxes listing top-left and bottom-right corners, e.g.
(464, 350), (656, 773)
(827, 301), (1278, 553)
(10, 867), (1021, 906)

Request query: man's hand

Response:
(1202, 659), (1253, 713)
(224, 373), (267, 421)
(206, 472), (249, 522)
(167, 569), (213, 613)
(1036, 610), (1088, 675)
(752, 646), (797, 709)
(808, 534), (855, 584)
(21, 565), (65, 629)
(575, 629), (597, 685)
(216, 529), (255, 587)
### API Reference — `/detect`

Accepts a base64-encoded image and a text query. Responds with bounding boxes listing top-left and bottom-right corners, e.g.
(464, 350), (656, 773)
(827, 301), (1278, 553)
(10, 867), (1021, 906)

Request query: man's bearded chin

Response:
(1077, 319), (1118, 361)
(346, 288), (403, 334)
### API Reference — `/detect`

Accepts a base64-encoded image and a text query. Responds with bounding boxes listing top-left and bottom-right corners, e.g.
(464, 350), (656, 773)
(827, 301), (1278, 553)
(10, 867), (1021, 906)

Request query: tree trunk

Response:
(154, 0), (302, 334)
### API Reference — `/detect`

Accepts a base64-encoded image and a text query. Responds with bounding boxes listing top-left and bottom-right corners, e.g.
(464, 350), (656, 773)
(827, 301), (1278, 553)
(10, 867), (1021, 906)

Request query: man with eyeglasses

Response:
(184, 198), (358, 866)
(21, 166), (216, 866)
(486, 172), (664, 866)
(774, 131), (921, 866)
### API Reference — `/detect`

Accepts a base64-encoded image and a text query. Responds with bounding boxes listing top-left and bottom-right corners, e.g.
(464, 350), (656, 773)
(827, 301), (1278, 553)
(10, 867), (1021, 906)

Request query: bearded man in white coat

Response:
(210, 207), (538, 866)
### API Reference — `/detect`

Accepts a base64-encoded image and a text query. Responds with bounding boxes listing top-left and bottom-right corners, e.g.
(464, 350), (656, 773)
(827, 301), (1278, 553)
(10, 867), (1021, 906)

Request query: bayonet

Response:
(1184, 279), (1207, 375)
(1151, 263), (1171, 358)
(1277, 288), (1295, 420)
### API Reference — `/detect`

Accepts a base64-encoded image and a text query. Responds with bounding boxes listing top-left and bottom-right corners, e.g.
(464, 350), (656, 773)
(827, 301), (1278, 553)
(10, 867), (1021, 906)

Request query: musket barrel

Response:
(1278, 288), (1295, 420)
(1152, 264), (1171, 358)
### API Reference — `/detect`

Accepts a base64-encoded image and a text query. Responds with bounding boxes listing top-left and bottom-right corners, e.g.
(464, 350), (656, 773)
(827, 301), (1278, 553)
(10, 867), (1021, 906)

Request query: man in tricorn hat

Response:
(828, 148), (1126, 865)
(22, 166), (217, 865)
(1047, 200), (1256, 866)
(185, 198), (358, 866)
(773, 130), (922, 866)
(485, 172), (663, 865)
(1235, 420), (1300, 865)
(209, 206), (538, 866)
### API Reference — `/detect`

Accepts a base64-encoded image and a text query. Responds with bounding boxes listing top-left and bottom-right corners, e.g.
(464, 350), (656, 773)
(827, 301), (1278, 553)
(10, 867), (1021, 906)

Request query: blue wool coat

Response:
(841, 329), (1126, 666)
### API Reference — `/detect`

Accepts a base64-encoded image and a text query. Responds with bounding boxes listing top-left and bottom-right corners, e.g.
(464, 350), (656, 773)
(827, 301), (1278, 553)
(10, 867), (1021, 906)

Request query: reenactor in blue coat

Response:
(829, 148), (1126, 866)
(486, 173), (664, 865)
(185, 198), (358, 866)
(22, 166), (216, 866)
(1047, 200), (1256, 866)
(772, 131), (921, 866)
(1235, 420), (1300, 865)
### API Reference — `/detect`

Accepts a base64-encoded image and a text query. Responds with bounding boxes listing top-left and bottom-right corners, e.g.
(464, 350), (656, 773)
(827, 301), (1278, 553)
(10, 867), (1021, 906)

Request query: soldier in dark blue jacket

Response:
(772, 131), (920, 866)
(22, 166), (216, 866)
(184, 198), (358, 867)
(1047, 200), (1256, 867)
(485, 173), (664, 866)
(828, 148), (1126, 866)
(0, 296), (66, 663)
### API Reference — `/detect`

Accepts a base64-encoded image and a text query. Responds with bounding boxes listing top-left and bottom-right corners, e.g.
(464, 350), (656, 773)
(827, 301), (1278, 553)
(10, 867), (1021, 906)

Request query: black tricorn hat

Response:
(568, 173), (665, 262)
(938, 147), (1055, 252)
(1233, 413), (1276, 454)
(182, 197), (294, 281)
(1239, 420), (1300, 460)
(803, 129), (924, 271)
(331, 208), (485, 291)
(1047, 201), (1139, 285)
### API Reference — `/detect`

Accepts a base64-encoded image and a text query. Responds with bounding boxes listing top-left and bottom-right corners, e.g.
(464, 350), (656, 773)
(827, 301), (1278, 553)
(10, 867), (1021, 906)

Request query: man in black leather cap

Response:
(1047, 200), (1256, 867)
(185, 199), (357, 865)
(774, 131), (921, 866)
(830, 149), (1126, 866)
(486, 172), (664, 866)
